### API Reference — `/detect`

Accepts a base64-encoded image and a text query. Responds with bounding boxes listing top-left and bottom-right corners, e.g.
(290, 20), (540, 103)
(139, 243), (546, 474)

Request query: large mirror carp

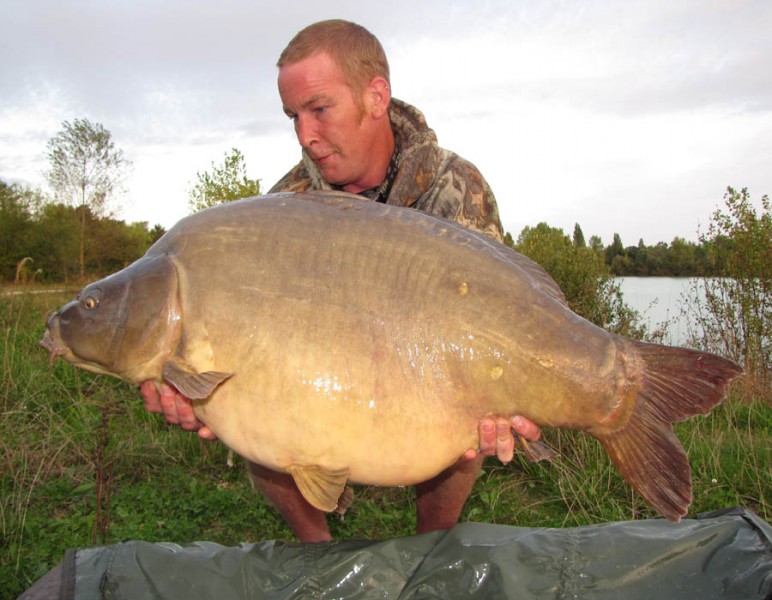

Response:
(41, 191), (742, 521)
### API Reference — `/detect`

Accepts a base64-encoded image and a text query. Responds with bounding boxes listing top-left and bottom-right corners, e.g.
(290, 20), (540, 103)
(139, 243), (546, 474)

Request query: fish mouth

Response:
(40, 314), (69, 366)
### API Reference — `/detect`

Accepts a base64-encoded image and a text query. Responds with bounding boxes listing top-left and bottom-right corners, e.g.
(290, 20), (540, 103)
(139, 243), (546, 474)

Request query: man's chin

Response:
(317, 164), (346, 186)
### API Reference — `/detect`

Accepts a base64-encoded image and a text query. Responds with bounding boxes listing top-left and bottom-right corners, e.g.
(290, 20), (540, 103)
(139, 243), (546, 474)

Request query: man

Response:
(142, 19), (541, 542)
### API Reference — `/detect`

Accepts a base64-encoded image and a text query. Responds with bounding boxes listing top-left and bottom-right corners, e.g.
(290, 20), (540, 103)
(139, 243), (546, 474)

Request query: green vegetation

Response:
(2, 126), (262, 286)
(187, 148), (262, 213)
(1, 143), (264, 284)
(682, 187), (770, 384)
(606, 233), (715, 276)
(503, 218), (749, 278)
(510, 222), (644, 338)
(45, 118), (132, 279)
(1, 180), (156, 284)
(2, 173), (754, 287)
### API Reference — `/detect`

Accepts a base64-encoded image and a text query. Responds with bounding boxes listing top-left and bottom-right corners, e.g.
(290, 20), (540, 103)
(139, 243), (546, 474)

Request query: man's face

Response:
(278, 52), (383, 192)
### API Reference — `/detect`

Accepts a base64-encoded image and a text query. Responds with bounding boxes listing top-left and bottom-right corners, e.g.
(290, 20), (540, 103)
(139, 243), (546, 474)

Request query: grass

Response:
(2, 289), (770, 598)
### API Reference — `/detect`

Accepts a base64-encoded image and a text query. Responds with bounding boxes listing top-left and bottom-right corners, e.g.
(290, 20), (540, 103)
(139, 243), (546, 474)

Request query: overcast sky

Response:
(2, 0), (770, 245)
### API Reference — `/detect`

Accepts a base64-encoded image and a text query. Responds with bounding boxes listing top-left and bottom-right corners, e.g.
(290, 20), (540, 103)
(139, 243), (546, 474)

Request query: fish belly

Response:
(163, 194), (629, 486)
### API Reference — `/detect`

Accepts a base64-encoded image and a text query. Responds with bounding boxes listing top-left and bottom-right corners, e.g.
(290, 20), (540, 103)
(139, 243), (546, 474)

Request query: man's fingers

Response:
(160, 385), (205, 431)
(478, 419), (497, 456)
(159, 383), (182, 424)
(471, 416), (542, 463)
(461, 448), (479, 461)
(495, 417), (515, 464)
(197, 426), (218, 441)
(175, 397), (200, 430)
(141, 381), (214, 438)
(140, 381), (162, 413)
(510, 415), (541, 442)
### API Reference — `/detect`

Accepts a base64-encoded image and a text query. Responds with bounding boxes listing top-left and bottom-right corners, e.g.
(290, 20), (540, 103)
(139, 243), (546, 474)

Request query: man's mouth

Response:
(311, 151), (335, 165)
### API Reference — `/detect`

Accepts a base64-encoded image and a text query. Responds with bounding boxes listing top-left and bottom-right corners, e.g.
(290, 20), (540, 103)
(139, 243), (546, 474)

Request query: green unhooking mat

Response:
(20, 507), (772, 599)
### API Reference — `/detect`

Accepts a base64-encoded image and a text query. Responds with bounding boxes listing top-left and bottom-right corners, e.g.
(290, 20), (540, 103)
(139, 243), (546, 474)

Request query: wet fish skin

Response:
(41, 191), (743, 521)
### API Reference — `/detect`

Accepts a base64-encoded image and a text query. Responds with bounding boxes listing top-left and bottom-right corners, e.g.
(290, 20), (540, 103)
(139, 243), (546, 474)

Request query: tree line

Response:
(1, 119), (767, 289)
(1, 119), (260, 284)
(513, 224), (742, 278)
(603, 233), (715, 277)
(1, 180), (161, 283)
(3, 175), (741, 284)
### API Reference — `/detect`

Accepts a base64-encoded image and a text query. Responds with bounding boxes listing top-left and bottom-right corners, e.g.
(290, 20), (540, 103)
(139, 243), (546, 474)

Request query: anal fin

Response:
(286, 464), (350, 513)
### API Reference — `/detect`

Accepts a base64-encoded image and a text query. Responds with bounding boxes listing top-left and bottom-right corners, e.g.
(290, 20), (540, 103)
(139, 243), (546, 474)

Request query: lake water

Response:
(616, 277), (699, 346)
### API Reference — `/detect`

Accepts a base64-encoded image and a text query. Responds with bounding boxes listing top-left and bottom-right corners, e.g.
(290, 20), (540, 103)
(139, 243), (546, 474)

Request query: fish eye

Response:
(81, 294), (99, 310)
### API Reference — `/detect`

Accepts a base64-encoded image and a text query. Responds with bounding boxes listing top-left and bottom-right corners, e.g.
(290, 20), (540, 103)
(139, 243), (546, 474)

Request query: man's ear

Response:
(365, 76), (391, 118)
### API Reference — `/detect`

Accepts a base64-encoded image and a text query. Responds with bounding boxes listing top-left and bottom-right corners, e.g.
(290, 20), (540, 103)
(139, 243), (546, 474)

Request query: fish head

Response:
(41, 253), (182, 383)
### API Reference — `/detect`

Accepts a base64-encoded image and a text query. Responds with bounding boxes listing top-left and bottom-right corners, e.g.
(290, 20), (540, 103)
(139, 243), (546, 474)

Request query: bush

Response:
(511, 223), (645, 338)
(682, 187), (771, 387)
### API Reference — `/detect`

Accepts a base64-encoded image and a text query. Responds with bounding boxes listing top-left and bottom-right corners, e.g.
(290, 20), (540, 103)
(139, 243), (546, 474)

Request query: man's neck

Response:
(352, 136), (400, 203)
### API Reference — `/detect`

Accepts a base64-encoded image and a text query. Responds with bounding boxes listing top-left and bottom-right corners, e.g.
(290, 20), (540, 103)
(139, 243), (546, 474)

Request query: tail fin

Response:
(592, 343), (743, 521)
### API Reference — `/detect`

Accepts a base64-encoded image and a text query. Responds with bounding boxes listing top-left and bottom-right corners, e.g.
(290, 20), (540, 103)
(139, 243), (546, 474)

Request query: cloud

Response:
(1, 0), (769, 242)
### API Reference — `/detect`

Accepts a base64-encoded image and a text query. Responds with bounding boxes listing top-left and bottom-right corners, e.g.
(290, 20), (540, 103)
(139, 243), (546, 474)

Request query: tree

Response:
(666, 237), (696, 276)
(0, 181), (50, 282)
(631, 239), (649, 275)
(1, 181), (32, 281)
(30, 203), (80, 282)
(605, 233), (625, 273)
(188, 148), (262, 213)
(148, 224), (166, 245)
(588, 235), (604, 253)
(572, 223), (586, 248)
(89, 218), (151, 274)
(45, 118), (131, 279)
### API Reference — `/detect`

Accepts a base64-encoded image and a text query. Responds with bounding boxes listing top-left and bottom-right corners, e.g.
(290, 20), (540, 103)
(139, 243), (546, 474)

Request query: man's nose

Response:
(295, 114), (318, 148)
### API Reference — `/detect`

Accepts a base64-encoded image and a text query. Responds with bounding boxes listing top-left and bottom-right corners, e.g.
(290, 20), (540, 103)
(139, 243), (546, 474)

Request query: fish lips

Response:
(40, 312), (70, 366)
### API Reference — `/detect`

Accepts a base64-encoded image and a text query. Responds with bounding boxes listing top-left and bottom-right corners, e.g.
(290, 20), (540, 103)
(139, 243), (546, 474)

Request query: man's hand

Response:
(140, 381), (217, 441)
(464, 416), (542, 464)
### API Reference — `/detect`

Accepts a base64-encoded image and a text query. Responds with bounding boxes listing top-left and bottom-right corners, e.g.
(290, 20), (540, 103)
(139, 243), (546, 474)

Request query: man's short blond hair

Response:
(278, 20), (391, 93)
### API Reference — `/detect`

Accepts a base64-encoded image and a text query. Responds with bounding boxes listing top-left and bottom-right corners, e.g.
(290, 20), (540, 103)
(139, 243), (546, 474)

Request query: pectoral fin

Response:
(286, 464), (350, 512)
(162, 360), (233, 400)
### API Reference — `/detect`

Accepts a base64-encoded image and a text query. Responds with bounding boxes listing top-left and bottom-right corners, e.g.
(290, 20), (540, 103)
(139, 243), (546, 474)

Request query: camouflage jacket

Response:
(269, 98), (503, 241)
